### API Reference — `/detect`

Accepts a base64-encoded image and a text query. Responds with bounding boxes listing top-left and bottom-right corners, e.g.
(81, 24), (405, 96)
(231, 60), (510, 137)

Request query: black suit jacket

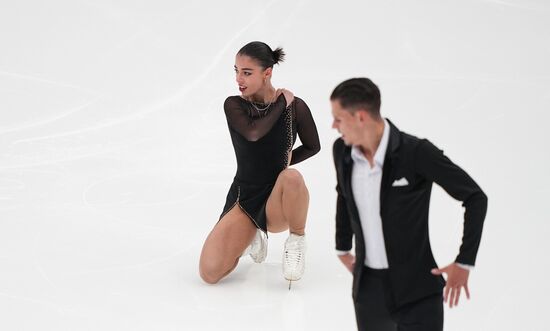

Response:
(333, 119), (488, 309)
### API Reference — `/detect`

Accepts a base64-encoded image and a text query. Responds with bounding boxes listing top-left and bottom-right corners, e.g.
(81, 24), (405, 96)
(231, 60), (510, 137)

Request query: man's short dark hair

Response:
(330, 78), (382, 119)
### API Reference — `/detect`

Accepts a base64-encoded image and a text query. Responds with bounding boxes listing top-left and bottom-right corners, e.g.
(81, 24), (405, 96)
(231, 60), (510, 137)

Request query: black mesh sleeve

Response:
(290, 97), (321, 165)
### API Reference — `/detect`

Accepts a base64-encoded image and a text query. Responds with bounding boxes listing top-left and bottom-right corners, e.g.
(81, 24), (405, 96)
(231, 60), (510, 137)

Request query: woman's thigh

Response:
(199, 204), (257, 282)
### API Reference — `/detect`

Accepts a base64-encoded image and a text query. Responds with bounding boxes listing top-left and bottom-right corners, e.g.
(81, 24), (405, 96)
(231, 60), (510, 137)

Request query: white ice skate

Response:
(246, 229), (267, 263)
(283, 233), (306, 289)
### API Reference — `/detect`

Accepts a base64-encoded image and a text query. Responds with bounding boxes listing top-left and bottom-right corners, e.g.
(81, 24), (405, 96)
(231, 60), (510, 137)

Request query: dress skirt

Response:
(219, 178), (275, 234)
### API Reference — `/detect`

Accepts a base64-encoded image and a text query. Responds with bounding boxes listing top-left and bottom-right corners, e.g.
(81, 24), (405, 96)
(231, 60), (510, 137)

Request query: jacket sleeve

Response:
(333, 140), (354, 252)
(415, 139), (488, 266)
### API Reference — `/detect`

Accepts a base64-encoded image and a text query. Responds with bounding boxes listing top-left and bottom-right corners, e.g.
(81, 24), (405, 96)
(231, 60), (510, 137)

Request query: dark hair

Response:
(330, 78), (382, 119)
(237, 41), (285, 69)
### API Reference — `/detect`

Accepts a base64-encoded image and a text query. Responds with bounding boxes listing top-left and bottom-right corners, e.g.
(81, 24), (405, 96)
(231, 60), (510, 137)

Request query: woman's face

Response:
(234, 54), (271, 97)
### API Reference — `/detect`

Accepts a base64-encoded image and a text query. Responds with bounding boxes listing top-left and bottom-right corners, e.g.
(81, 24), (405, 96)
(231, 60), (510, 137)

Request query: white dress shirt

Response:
(348, 119), (390, 269)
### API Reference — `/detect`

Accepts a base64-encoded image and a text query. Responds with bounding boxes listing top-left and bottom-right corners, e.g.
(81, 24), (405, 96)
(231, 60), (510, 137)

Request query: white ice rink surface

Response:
(1, 1), (549, 330)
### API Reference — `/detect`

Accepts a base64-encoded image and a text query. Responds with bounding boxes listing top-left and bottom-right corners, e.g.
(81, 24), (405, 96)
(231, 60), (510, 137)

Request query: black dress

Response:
(219, 93), (320, 235)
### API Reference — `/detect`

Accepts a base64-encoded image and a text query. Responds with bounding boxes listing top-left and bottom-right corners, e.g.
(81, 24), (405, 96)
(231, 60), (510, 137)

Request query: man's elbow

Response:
(477, 190), (488, 207)
(468, 190), (488, 211)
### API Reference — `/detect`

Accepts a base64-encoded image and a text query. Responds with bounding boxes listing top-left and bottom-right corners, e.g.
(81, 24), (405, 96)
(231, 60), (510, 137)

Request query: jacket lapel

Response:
(342, 146), (362, 225)
(380, 119), (401, 215)
(340, 118), (402, 224)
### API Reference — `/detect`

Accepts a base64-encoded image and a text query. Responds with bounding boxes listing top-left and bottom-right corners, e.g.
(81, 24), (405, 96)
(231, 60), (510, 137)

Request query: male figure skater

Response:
(330, 78), (488, 330)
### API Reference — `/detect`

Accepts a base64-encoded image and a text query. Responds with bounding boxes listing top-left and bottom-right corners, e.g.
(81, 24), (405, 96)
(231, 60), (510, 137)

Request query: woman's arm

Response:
(289, 97), (321, 165)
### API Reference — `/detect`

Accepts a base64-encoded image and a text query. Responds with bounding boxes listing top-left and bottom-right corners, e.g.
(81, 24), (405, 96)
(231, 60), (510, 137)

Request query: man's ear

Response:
(356, 110), (368, 123)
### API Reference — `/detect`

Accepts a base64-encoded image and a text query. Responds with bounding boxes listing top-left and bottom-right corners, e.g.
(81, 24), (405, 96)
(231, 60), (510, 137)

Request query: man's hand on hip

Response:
(431, 263), (471, 308)
(338, 253), (355, 273)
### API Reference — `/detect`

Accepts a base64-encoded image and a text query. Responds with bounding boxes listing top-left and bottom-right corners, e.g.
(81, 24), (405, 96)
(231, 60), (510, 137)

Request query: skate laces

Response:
(284, 238), (304, 267)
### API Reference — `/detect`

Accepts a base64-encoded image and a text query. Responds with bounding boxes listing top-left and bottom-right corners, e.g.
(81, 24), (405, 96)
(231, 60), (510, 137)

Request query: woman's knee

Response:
(199, 236), (242, 284)
(280, 168), (306, 189)
(199, 256), (226, 284)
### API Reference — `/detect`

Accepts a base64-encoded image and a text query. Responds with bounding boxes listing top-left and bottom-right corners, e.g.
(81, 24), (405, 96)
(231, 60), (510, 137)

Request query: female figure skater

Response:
(199, 41), (320, 287)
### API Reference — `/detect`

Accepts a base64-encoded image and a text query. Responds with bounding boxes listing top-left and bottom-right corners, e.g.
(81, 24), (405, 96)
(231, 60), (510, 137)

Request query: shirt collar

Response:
(351, 119), (390, 167)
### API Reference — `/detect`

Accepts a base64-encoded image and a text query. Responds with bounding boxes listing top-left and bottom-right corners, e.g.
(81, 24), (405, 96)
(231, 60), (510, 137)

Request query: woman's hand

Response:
(276, 88), (294, 107)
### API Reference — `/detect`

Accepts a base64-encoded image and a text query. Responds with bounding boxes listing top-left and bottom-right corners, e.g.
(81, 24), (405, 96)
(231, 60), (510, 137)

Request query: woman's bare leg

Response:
(265, 168), (309, 235)
(200, 168), (309, 284)
(199, 205), (257, 284)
